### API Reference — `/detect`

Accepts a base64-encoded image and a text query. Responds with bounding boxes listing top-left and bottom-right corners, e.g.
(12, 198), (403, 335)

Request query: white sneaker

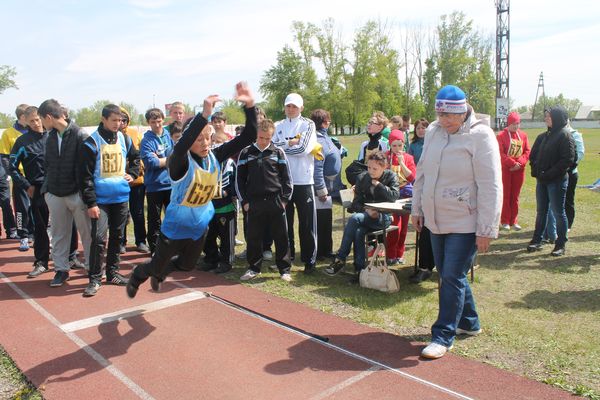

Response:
(500, 224), (510, 230)
(456, 327), (482, 336)
(512, 224), (522, 231)
(421, 342), (453, 359)
(280, 273), (292, 282)
(262, 250), (273, 261)
(240, 269), (260, 281)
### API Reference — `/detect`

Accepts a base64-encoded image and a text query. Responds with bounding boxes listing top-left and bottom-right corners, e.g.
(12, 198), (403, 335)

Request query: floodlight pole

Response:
(495, 0), (510, 130)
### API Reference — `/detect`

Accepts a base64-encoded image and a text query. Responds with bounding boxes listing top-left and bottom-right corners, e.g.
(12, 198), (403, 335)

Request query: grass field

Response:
(1, 127), (599, 399)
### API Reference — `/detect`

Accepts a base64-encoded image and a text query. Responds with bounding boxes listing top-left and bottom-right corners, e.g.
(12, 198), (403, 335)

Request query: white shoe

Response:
(240, 269), (260, 281)
(235, 238), (244, 246)
(500, 224), (510, 230)
(512, 224), (522, 231)
(456, 327), (482, 336)
(262, 250), (273, 261)
(280, 273), (292, 282)
(421, 342), (452, 359)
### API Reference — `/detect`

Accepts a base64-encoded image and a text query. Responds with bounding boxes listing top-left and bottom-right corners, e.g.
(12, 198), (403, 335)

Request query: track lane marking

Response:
(310, 366), (381, 400)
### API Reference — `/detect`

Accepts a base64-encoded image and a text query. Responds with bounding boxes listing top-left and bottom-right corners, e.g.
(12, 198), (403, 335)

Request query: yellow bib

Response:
(391, 164), (409, 187)
(181, 163), (220, 208)
(508, 138), (523, 158)
(100, 143), (125, 178)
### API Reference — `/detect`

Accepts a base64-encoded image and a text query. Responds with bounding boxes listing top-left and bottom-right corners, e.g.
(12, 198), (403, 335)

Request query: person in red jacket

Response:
(385, 129), (416, 264)
(497, 112), (530, 230)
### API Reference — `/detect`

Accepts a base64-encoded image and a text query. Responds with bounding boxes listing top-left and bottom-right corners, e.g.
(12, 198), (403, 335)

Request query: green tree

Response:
(260, 45), (304, 120)
(118, 101), (140, 125)
(220, 99), (245, 125)
(0, 65), (17, 94)
(371, 20), (403, 119)
(0, 112), (13, 129)
(422, 57), (439, 120)
(71, 99), (112, 126)
(544, 94), (582, 119)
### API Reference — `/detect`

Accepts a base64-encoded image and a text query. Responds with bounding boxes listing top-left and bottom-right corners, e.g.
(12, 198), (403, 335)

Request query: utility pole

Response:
(495, 0), (510, 130)
(531, 72), (546, 121)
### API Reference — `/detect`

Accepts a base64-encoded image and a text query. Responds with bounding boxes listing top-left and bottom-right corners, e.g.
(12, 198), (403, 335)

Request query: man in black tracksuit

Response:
(236, 119), (293, 281)
(9, 106), (49, 276)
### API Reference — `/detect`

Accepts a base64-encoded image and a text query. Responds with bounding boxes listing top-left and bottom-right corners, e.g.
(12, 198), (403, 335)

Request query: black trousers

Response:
(242, 208), (273, 251)
(12, 184), (33, 238)
(204, 211), (236, 267)
(146, 189), (171, 253)
(89, 202), (129, 283)
(565, 171), (578, 229)
(31, 186), (50, 264)
(285, 184), (317, 266)
(122, 184), (147, 246)
(0, 179), (15, 237)
(247, 198), (291, 274)
(418, 226), (436, 271)
(134, 232), (206, 283)
(316, 208), (333, 258)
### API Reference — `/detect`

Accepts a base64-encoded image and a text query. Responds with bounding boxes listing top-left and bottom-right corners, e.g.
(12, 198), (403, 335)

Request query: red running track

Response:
(0, 239), (572, 399)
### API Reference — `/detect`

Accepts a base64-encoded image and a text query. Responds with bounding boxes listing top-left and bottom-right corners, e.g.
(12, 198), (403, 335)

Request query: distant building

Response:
(574, 105), (600, 120)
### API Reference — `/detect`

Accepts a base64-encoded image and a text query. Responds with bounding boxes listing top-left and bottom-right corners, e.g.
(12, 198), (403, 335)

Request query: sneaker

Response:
(421, 342), (453, 359)
(500, 224), (510, 231)
(235, 238), (244, 246)
(28, 237), (34, 245)
(550, 246), (565, 257)
(68, 258), (86, 270)
(512, 224), (522, 231)
(387, 258), (399, 266)
(527, 242), (543, 252)
(28, 261), (48, 278)
(409, 268), (432, 284)
(304, 263), (316, 275)
(280, 273), (292, 282)
(136, 243), (150, 253)
(456, 327), (482, 336)
(236, 250), (247, 260)
(19, 238), (30, 251)
(8, 231), (19, 240)
(126, 278), (140, 299)
(213, 263), (232, 274)
(107, 272), (129, 286)
(119, 245), (127, 254)
(50, 271), (69, 287)
(150, 276), (162, 292)
(262, 250), (273, 261)
(324, 258), (346, 276)
(83, 281), (101, 297)
(268, 264), (279, 271)
(200, 261), (218, 272)
(541, 238), (556, 245)
(240, 269), (260, 281)
(397, 258), (406, 265)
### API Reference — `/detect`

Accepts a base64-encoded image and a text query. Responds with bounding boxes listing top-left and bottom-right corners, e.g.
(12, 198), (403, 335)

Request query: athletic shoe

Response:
(240, 270), (260, 281)
(68, 258), (86, 270)
(83, 281), (101, 297)
(119, 245), (127, 254)
(527, 242), (543, 252)
(235, 238), (244, 246)
(19, 238), (30, 252)
(262, 250), (273, 261)
(28, 261), (48, 278)
(500, 224), (510, 231)
(387, 258), (399, 266)
(551, 246), (565, 257)
(397, 258), (406, 265)
(280, 273), (292, 282)
(456, 327), (482, 336)
(28, 236), (34, 245)
(8, 231), (19, 240)
(107, 273), (129, 286)
(409, 268), (432, 284)
(268, 264), (279, 271)
(150, 276), (162, 292)
(304, 263), (316, 275)
(324, 258), (346, 275)
(512, 224), (522, 231)
(421, 342), (453, 359)
(50, 271), (69, 287)
(213, 263), (232, 274)
(200, 261), (218, 272)
(236, 250), (247, 260)
(136, 243), (150, 253)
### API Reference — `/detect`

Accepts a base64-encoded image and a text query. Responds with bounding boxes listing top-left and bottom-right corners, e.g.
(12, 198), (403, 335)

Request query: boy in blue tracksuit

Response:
(80, 104), (140, 296)
(126, 82), (257, 298)
(140, 108), (174, 254)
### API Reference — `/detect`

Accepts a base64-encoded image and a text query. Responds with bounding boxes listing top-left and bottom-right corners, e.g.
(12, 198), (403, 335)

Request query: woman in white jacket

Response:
(411, 85), (502, 359)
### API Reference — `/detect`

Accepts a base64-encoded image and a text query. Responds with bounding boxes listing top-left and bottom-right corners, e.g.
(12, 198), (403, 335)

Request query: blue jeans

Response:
(430, 233), (479, 347)
(532, 177), (568, 247)
(544, 211), (557, 242)
(336, 211), (390, 271)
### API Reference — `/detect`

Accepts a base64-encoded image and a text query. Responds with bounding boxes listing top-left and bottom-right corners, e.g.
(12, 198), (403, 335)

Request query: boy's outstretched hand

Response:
(202, 95), (221, 119)
(235, 81), (255, 108)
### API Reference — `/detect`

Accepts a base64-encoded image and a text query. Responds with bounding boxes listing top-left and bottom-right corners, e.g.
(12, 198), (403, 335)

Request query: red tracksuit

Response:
(385, 151), (416, 260)
(497, 128), (530, 226)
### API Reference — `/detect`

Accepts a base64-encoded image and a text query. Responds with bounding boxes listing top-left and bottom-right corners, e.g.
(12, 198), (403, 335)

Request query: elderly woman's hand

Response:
(476, 236), (492, 253)
(411, 215), (423, 233)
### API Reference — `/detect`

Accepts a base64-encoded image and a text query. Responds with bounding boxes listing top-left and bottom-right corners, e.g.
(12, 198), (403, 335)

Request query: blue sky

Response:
(1, 0), (598, 116)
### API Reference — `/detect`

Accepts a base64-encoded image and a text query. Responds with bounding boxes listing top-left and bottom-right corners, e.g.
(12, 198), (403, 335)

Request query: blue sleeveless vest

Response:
(87, 131), (130, 205)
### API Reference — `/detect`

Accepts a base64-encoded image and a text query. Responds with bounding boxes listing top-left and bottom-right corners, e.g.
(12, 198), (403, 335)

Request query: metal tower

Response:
(495, 0), (510, 129)
(531, 72), (546, 121)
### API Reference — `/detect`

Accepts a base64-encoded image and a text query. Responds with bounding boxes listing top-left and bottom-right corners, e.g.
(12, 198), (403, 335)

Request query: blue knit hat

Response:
(435, 85), (467, 114)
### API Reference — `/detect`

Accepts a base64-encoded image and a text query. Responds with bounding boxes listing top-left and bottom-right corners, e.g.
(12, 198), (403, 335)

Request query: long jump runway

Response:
(0, 240), (571, 399)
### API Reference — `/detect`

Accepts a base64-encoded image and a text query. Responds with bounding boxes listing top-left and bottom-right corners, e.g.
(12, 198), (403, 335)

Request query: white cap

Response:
(284, 93), (303, 108)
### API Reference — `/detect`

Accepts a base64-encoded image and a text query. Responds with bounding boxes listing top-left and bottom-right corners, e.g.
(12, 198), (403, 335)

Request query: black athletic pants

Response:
(285, 184), (317, 267)
(204, 211), (236, 267)
(31, 186), (49, 265)
(146, 189), (171, 254)
(89, 202), (129, 283)
(565, 170), (578, 229)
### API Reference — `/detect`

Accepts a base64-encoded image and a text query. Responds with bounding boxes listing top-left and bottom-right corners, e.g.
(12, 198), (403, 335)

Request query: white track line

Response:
(310, 366), (381, 400)
(0, 272), (155, 400)
(60, 291), (206, 332)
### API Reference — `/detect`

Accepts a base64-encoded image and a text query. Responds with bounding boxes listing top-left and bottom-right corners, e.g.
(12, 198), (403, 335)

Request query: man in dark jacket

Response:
(39, 99), (92, 287)
(527, 106), (575, 256)
(80, 104), (140, 296)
